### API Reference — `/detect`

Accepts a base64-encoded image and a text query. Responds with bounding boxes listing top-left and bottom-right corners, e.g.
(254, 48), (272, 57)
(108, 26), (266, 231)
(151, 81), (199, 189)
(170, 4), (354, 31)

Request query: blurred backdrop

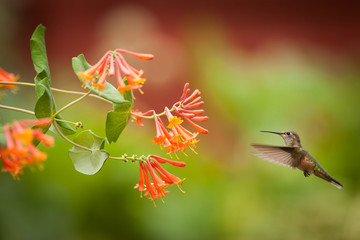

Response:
(1, 0), (360, 239)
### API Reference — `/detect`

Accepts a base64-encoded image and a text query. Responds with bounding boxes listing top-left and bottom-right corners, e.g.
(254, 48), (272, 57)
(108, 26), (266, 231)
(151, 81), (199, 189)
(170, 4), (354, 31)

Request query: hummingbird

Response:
(251, 130), (343, 189)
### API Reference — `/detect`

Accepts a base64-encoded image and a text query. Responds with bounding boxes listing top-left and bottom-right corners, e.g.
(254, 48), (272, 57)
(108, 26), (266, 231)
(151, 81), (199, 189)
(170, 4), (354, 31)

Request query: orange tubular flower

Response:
(77, 49), (154, 93)
(134, 156), (185, 204)
(150, 154), (186, 167)
(174, 83), (209, 134)
(145, 83), (208, 155)
(152, 116), (175, 153)
(0, 68), (19, 91)
(150, 160), (185, 187)
(0, 118), (54, 177)
(164, 107), (199, 153)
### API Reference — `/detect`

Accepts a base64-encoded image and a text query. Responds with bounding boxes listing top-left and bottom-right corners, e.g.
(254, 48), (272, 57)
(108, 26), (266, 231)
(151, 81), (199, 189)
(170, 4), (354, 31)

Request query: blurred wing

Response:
(251, 144), (299, 169)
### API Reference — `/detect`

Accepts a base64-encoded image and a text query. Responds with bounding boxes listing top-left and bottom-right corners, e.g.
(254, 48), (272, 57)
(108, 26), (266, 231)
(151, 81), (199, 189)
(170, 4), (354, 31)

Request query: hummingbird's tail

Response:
(314, 170), (343, 189)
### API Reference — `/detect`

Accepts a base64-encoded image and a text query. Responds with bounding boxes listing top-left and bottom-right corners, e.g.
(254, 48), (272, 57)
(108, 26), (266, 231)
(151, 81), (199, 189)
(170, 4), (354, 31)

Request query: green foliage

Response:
(34, 87), (54, 118)
(30, 24), (76, 135)
(68, 130), (109, 175)
(105, 110), (130, 144)
(105, 90), (133, 143)
(72, 54), (133, 143)
(30, 26), (51, 80)
(33, 71), (50, 98)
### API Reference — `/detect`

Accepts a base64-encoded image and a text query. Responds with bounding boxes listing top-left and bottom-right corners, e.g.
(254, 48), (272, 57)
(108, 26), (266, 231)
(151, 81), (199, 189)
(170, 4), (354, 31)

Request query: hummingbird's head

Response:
(260, 130), (301, 147)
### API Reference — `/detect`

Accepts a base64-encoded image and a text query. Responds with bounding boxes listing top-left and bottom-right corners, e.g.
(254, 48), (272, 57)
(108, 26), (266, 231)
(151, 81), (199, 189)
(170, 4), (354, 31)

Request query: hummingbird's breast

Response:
(297, 155), (315, 174)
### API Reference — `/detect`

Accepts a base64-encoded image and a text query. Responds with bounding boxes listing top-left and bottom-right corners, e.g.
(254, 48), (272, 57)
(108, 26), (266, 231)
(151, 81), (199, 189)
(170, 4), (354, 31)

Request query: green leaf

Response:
(34, 71), (49, 98)
(72, 54), (127, 104)
(34, 88), (54, 118)
(71, 129), (105, 149)
(69, 150), (109, 175)
(30, 24), (76, 135)
(71, 53), (92, 72)
(105, 110), (130, 144)
(30, 25), (52, 109)
(84, 81), (126, 103)
(68, 130), (109, 175)
(30, 24), (51, 80)
(113, 101), (132, 112)
(105, 85), (134, 143)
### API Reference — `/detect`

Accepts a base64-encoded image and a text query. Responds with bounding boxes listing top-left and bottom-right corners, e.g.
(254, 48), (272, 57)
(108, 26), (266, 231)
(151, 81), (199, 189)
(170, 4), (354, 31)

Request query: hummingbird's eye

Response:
(286, 132), (291, 135)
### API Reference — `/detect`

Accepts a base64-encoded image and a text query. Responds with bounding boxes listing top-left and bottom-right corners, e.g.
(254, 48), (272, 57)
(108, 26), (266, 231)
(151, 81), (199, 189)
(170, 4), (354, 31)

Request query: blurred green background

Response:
(1, 1), (360, 240)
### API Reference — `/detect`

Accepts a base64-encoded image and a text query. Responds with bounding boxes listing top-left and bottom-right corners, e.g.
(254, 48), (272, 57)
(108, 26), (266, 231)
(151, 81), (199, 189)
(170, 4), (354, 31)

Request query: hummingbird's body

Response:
(251, 131), (343, 189)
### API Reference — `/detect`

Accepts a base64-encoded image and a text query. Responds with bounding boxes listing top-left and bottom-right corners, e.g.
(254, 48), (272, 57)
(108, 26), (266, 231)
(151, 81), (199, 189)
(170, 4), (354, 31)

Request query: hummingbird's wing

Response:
(250, 144), (301, 169)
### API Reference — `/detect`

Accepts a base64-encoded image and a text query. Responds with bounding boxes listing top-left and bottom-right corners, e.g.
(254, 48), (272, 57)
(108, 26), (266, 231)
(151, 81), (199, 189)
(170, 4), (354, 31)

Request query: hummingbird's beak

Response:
(260, 130), (281, 135)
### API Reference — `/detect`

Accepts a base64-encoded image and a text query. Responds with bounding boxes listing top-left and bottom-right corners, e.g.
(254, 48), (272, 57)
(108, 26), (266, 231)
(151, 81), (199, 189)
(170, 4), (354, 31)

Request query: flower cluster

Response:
(150, 83), (208, 155)
(0, 68), (18, 91)
(0, 118), (54, 177)
(134, 155), (185, 205)
(77, 49), (154, 92)
(0, 36), (210, 205)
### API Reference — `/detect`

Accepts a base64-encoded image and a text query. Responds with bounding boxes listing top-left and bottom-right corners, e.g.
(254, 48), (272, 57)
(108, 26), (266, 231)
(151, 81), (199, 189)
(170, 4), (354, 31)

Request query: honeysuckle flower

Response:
(152, 116), (174, 152)
(134, 155), (185, 204)
(150, 154), (186, 167)
(166, 107), (183, 129)
(153, 116), (189, 154)
(0, 68), (19, 91)
(165, 107), (199, 153)
(174, 83), (209, 134)
(147, 83), (208, 155)
(0, 118), (54, 177)
(150, 160), (185, 187)
(140, 162), (160, 200)
(135, 161), (168, 202)
(145, 158), (169, 198)
(77, 49), (154, 93)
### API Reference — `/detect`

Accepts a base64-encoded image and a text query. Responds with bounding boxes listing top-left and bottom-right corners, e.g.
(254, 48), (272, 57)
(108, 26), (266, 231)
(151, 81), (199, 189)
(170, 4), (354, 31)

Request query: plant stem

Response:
(53, 121), (146, 162)
(0, 104), (35, 115)
(51, 87), (112, 103)
(53, 121), (92, 151)
(0, 81), (35, 87)
(108, 154), (147, 162)
(130, 105), (176, 119)
(130, 111), (154, 119)
(0, 81), (111, 103)
(52, 91), (91, 118)
(54, 118), (82, 127)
